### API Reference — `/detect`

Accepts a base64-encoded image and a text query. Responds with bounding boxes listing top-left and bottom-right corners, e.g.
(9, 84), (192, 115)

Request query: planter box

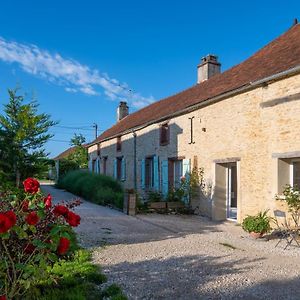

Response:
(149, 202), (167, 209)
(167, 202), (184, 210)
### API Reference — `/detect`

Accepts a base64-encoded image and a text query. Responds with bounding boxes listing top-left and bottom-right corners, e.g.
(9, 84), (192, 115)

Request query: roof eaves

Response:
(88, 64), (300, 148)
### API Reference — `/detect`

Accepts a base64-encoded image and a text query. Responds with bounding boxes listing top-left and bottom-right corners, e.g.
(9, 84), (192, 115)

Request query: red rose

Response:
(0, 213), (12, 233)
(57, 237), (70, 255)
(44, 194), (52, 209)
(24, 243), (35, 254)
(53, 205), (69, 217)
(23, 178), (40, 194)
(5, 210), (16, 227)
(0, 295), (6, 300)
(22, 200), (29, 212)
(66, 211), (81, 227)
(25, 211), (39, 226)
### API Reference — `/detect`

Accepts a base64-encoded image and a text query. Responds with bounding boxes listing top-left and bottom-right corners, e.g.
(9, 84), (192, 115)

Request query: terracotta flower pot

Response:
(250, 232), (264, 239)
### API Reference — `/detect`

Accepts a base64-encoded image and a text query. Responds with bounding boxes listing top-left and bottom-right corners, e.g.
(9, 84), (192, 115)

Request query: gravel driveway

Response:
(42, 184), (300, 300)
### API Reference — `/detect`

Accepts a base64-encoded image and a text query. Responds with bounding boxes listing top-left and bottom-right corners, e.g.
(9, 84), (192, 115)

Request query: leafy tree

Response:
(66, 133), (88, 169)
(0, 88), (57, 186)
(70, 133), (86, 146)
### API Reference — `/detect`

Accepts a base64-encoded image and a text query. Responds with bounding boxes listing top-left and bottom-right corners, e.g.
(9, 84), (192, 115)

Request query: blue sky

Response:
(0, 0), (299, 157)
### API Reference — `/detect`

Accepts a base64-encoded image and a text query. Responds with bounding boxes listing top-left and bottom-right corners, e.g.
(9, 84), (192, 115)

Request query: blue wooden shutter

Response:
(161, 160), (168, 197)
(113, 159), (117, 179)
(95, 158), (99, 173)
(121, 157), (126, 181)
(141, 159), (145, 189)
(182, 159), (191, 204)
(153, 155), (159, 191)
(98, 158), (101, 174)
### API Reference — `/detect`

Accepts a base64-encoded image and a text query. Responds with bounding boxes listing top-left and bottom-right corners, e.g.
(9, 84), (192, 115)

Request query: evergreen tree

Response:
(0, 88), (57, 186)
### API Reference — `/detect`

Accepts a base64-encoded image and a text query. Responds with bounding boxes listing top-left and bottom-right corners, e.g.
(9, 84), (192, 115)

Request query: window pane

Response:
(293, 162), (300, 188)
(174, 160), (183, 189)
(145, 158), (154, 188)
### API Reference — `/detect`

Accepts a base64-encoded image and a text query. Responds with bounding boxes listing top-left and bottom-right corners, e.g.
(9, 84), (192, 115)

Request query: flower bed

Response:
(0, 178), (81, 299)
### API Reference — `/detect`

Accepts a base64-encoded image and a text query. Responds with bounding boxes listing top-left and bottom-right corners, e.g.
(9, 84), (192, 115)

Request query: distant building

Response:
(87, 23), (300, 222)
(53, 144), (89, 181)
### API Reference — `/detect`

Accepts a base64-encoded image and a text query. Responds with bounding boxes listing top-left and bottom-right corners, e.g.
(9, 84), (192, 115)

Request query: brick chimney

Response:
(117, 101), (129, 122)
(197, 54), (221, 84)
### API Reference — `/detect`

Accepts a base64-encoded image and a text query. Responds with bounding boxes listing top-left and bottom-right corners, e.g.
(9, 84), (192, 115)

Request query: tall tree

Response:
(67, 133), (88, 168)
(0, 88), (57, 186)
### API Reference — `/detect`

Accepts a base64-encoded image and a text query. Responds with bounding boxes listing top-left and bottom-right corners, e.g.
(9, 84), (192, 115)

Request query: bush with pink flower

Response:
(0, 178), (81, 299)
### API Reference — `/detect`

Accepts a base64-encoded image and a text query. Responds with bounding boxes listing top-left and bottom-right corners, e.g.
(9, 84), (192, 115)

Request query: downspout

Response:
(132, 131), (137, 190)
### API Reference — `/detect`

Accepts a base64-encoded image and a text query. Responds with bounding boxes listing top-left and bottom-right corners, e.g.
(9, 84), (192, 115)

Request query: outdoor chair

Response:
(273, 210), (300, 250)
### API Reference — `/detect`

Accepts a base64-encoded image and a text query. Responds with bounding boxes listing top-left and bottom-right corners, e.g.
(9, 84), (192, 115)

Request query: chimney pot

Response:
(117, 101), (129, 122)
(197, 54), (221, 84)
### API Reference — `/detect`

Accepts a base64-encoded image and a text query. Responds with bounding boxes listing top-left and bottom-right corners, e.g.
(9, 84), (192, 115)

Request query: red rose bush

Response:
(0, 178), (81, 299)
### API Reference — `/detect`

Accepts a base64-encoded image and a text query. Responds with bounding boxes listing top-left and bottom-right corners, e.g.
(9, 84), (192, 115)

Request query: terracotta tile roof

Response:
(95, 23), (300, 144)
(53, 144), (89, 160)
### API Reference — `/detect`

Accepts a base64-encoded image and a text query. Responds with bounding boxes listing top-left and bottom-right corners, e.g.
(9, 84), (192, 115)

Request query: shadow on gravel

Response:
(75, 214), (225, 248)
(41, 184), (226, 248)
(202, 276), (300, 300)
(101, 254), (268, 299)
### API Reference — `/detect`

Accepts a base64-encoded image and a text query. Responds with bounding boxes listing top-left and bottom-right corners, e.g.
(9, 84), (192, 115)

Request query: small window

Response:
(291, 160), (300, 188)
(278, 157), (300, 193)
(168, 159), (183, 189)
(173, 160), (183, 189)
(145, 157), (154, 189)
(116, 157), (122, 179)
(102, 157), (107, 175)
(160, 123), (169, 146)
(92, 159), (97, 173)
(116, 136), (122, 151)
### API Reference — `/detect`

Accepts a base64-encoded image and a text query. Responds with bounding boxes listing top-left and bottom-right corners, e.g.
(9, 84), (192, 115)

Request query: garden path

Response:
(41, 183), (300, 300)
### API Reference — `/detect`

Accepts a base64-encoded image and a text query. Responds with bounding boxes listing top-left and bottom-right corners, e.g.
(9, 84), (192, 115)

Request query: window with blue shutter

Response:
(182, 159), (191, 204)
(113, 159), (117, 179)
(141, 159), (145, 189)
(161, 160), (168, 197)
(96, 157), (100, 174)
(121, 157), (126, 181)
(153, 155), (159, 190)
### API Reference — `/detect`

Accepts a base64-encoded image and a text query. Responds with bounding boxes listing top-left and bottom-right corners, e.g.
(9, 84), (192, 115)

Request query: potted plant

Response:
(242, 210), (272, 238)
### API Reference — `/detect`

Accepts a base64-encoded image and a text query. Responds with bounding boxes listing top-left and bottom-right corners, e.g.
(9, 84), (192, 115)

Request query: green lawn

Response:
(26, 249), (127, 300)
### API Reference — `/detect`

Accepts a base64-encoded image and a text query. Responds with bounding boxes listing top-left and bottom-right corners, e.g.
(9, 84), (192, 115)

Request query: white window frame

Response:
(290, 158), (300, 187)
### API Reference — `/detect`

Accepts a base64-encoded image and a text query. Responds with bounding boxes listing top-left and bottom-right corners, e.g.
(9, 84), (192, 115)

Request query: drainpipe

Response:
(132, 131), (137, 190)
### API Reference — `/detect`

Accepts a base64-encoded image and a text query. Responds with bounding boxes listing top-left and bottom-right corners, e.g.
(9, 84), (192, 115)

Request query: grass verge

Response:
(26, 249), (127, 300)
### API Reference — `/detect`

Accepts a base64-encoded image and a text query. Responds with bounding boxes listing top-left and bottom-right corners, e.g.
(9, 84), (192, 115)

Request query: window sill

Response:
(276, 195), (286, 200)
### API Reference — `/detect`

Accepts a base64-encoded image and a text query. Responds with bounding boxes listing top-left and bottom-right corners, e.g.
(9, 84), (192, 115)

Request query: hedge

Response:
(57, 170), (124, 209)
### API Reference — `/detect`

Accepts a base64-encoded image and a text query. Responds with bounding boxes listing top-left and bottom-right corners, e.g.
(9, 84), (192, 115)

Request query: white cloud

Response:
(0, 37), (155, 109)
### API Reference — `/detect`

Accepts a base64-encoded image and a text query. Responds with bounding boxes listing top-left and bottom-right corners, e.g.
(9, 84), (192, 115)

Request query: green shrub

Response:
(57, 170), (124, 209)
(101, 283), (127, 300)
(58, 159), (80, 178)
(147, 191), (163, 202)
(279, 184), (300, 213)
(166, 188), (184, 202)
(242, 210), (272, 234)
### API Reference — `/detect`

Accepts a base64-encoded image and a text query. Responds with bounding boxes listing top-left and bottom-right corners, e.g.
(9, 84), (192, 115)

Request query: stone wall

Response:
(88, 72), (300, 223)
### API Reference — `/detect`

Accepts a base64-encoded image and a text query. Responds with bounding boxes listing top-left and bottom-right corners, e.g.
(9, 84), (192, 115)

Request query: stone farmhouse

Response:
(87, 23), (300, 222)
